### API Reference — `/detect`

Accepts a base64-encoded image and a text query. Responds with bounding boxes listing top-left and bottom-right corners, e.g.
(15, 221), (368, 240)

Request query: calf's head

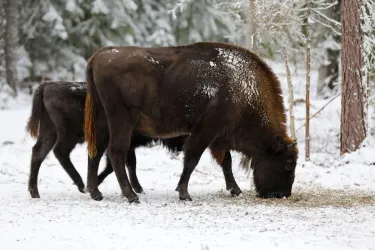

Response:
(251, 136), (298, 198)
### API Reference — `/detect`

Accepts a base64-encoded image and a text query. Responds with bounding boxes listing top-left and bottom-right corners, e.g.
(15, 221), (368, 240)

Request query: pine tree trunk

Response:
(305, 0), (311, 161)
(4, 0), (19, 95)
(340, 0), (367, 155)
(0, 4), (5, 87)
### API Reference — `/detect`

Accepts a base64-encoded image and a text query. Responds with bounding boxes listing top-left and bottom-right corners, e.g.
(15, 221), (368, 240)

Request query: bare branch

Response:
(296, 92), (341, 133)
(312, 8), (341, 27)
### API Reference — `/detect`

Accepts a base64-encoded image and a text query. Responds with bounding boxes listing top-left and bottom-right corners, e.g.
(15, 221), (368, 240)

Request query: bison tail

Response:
(26, 82), (48, 138)
(84, 59), (98, 158)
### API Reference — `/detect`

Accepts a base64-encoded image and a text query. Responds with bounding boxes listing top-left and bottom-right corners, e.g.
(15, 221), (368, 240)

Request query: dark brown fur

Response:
(27, 81), (240, 199)
(84, 42), (298, 202)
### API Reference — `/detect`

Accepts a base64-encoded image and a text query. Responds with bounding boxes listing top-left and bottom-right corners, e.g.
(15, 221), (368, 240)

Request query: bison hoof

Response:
(230, 187), (243, 197)
(76, 183), (85, 194)
(176, 187), (193, 201)
(90, 189), (103, 201)
(29, 189), (40, 198)
(179, 196), (193, 201)
(127, 194), (140, 204)
(133, 186), (144, 194)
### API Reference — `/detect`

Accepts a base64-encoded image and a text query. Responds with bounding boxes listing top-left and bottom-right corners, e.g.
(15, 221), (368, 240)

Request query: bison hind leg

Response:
(103, 102), (140, 203)
(53, 137), (85, 193)
(28, 130), (56, 198)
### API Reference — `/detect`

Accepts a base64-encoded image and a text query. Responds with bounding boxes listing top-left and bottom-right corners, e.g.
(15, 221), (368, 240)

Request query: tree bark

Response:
(340, 0), (367, 155)
(4, 0), (19, 95)
(282, 47), (296, 140)
(0, 4), (5, 87)
(305, 0), (311, 161)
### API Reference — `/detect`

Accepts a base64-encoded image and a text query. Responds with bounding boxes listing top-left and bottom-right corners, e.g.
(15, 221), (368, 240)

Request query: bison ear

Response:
(272, 136), (285, 153)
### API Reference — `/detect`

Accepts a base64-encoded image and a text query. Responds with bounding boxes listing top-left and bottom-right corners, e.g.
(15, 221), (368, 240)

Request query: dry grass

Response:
(224, 189), (375, 208)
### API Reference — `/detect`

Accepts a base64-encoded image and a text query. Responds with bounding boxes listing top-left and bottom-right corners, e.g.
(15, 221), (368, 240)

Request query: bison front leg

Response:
(209, 148), (242, 197)
(221, 151), (242, 196)
(176, 132), (219, 201)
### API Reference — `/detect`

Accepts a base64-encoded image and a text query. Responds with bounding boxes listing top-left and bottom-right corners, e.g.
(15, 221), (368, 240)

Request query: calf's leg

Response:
(97, 149), (143, 193)
(97, 155), (112, 186)
(28, 132), (56, 198)
(125, 148), (143, 193)
(53, 138), (85, 193)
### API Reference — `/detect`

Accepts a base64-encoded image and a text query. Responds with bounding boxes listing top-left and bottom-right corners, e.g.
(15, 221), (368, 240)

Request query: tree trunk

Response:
(282, 47), (296, 140)
(0, 4), (5, 87)
(247, 0), (256, 51)
(340, 0), (367, 155)
(305, 0), (311, 161)
(4, 0), (19, 95)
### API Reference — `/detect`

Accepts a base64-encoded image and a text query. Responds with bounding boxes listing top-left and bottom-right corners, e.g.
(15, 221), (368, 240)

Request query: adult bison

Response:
(26, 81), (240, 199)
(84, 42), (298, 203)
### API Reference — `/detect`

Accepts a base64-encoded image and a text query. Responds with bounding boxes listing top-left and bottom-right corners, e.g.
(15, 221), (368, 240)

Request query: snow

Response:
(1, 64), (375, 249)
(42, 5), (68, 40)
(200, 85), (218, 98)
(91, 0), (110, 15)
(65, 0), (77, 12)
(216, 48), (261, 102)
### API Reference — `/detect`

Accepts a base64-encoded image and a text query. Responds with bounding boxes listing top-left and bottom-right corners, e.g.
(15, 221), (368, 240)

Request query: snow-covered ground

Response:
(1, 63), (375, 250)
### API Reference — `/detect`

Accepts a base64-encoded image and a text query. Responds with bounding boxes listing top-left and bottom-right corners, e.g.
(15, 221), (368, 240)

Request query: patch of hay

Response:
(225, 188), (375, 208)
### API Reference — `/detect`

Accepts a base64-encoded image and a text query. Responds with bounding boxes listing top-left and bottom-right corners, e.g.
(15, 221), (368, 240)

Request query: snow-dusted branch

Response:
(312, 8), (341, 27)
(169, 0), (192, 19)
(310, 15), (341, 36)
(296, 92), (341, 133)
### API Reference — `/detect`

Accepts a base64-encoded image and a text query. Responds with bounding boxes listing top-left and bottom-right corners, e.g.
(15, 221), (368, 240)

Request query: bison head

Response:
(251, 136), (298, 198)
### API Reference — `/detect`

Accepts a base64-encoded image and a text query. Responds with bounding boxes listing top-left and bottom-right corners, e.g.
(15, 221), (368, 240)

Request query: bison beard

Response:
(26, 81), (240, 199)
(84, 42), (299, 203)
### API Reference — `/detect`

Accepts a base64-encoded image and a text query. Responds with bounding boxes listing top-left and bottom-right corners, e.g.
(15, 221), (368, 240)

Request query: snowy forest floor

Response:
(1, 62), (375, 250)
